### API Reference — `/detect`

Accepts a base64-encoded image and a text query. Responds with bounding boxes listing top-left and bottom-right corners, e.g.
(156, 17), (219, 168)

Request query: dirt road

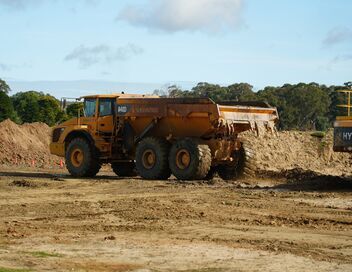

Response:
(0, 168), (351, 272)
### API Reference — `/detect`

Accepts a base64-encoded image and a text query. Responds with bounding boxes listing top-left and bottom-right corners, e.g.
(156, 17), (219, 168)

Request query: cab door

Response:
(80, 98), (98, 134)
(97, 98), (115, 137)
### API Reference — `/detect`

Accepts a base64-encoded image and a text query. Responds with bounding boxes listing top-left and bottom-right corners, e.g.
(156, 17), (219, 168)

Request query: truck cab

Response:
(51, 95), (117, 158)
(50, 94), (153, 176)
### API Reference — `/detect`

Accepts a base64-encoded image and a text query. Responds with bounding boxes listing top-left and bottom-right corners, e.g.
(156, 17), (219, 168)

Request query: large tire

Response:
(135, 137), (171, 180)
(65, 138), (101, 177)
(111, 161), (137, 177)
(217, 142), (256, 181)
(169, 138), (212, 180)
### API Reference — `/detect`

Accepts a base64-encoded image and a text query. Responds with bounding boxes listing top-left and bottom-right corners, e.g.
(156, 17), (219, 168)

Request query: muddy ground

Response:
(0, 168), (351, 272)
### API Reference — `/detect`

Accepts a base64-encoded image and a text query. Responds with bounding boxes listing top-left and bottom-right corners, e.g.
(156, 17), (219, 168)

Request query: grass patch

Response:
(0, 268), (32, 272)
(30, 251), (62, 258)
(311, 131), (326, 138)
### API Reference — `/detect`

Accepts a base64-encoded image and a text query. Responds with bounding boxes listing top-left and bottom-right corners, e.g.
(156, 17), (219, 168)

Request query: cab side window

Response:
(99, 99), (113, 117)
(84, 99), (96, 117)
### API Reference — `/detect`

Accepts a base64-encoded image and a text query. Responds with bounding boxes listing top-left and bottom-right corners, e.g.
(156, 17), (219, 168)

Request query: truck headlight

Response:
(52, 127), (65, 142)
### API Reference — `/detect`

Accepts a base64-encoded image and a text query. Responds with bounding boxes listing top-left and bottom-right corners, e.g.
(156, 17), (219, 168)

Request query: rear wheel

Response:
(66, 138), (101, 177)
(217, 142), (256, 181)
(169, 138), (211, 180)
(205, 166), (217, 180)
(135, 137), (171, 180)
(111, 161), (137, 177)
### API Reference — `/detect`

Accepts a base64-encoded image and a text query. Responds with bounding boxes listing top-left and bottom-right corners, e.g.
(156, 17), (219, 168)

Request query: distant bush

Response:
(310, 131), (326, 138)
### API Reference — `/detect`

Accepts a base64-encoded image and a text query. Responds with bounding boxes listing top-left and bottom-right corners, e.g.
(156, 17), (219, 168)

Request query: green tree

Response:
(0, 79), (18, 122)
(12, 91), (41, 123)
(0, 78), (11, 94)
(167, 85), (185, 98)
(189, 82), (228, 101)
(0, 91), (17, 122)
(183, 82), (258, 102)
(344, 81), (352, 89)
(66, 102), (84, 118)
(12, 91), (64, 125)
(326, 85), (345, 122)
(152, 85), (185, 98)
(38, 95), (62, 126)
(258, 83), (330, 130)
(226, 83), (257, 101)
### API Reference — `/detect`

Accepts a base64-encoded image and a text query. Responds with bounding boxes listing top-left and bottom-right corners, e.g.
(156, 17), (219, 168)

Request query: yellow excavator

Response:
(334, 88), (352, 152)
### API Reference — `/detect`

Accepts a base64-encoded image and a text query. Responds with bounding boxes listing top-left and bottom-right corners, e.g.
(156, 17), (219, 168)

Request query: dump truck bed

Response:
(116, 97), (278, 138)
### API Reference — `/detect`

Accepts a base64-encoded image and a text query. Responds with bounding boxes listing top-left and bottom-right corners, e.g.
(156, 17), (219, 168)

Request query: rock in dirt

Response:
(10, 179), (37, 188)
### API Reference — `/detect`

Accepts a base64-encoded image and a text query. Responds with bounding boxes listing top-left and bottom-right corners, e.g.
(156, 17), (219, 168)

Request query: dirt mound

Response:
(242, 130), (352, 177)
(0, 119), (60, 168)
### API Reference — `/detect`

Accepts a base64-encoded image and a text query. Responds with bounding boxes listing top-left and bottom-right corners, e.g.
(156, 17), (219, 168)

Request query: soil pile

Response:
(242, 130), (351, 177)
(0, 119), (60, 167)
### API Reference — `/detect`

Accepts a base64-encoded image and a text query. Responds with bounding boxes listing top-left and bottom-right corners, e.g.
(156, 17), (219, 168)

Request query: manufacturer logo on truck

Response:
(334, 127), (352, 147)
(343, 132), (352, 141)
(117, 105), (129, 114)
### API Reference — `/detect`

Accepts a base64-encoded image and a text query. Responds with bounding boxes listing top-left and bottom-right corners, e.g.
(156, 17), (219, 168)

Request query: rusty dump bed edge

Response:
(117, 97), (278, 120)
(118, 97), (214, 105)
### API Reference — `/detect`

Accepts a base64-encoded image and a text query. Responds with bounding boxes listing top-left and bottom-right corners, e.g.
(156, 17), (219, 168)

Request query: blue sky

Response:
(0, 0), (351, 97)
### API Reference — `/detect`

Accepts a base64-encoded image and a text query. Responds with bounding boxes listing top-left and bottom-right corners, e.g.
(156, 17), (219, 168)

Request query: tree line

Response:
(0, 79), (79, 126)
(0, 78), (351, 130)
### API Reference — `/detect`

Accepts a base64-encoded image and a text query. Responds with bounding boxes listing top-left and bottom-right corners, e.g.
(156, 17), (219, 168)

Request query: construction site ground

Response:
(0, 167), (351, 272)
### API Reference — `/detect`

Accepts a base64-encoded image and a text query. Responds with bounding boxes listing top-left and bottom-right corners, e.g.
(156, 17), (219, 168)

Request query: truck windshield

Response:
(84, 99), (96, 117)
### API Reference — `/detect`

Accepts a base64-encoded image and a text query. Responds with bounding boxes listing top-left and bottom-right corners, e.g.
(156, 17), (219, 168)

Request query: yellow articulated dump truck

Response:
(50, 94), (278, 180)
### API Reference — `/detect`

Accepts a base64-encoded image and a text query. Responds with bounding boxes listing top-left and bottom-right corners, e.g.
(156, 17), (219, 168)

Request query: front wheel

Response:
(65, 138), (101, 177)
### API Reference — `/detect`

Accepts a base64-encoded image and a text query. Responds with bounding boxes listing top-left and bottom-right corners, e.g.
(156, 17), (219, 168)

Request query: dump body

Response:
(50, 94), (278, 180)
(116, 97), (278, 138)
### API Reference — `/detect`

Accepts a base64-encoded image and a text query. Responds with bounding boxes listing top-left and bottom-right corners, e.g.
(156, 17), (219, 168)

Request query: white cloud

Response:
(0, 62), (12, 71)
(64, 44), (144, 69)
(0, 0), (37, 10)
(0, 0), (98, 10)
(323, 26), (352, 47)
(332, 54), (352, 63)
(117, 0), (244, 33)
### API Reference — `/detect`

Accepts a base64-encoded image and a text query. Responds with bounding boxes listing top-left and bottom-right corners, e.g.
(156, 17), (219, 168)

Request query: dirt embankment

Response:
(242, 130), (351, 177)
(0, 119), (60, 168)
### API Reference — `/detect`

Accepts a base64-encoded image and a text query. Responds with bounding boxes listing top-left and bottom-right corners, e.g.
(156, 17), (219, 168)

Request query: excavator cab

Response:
(333, 89), (352, 152)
